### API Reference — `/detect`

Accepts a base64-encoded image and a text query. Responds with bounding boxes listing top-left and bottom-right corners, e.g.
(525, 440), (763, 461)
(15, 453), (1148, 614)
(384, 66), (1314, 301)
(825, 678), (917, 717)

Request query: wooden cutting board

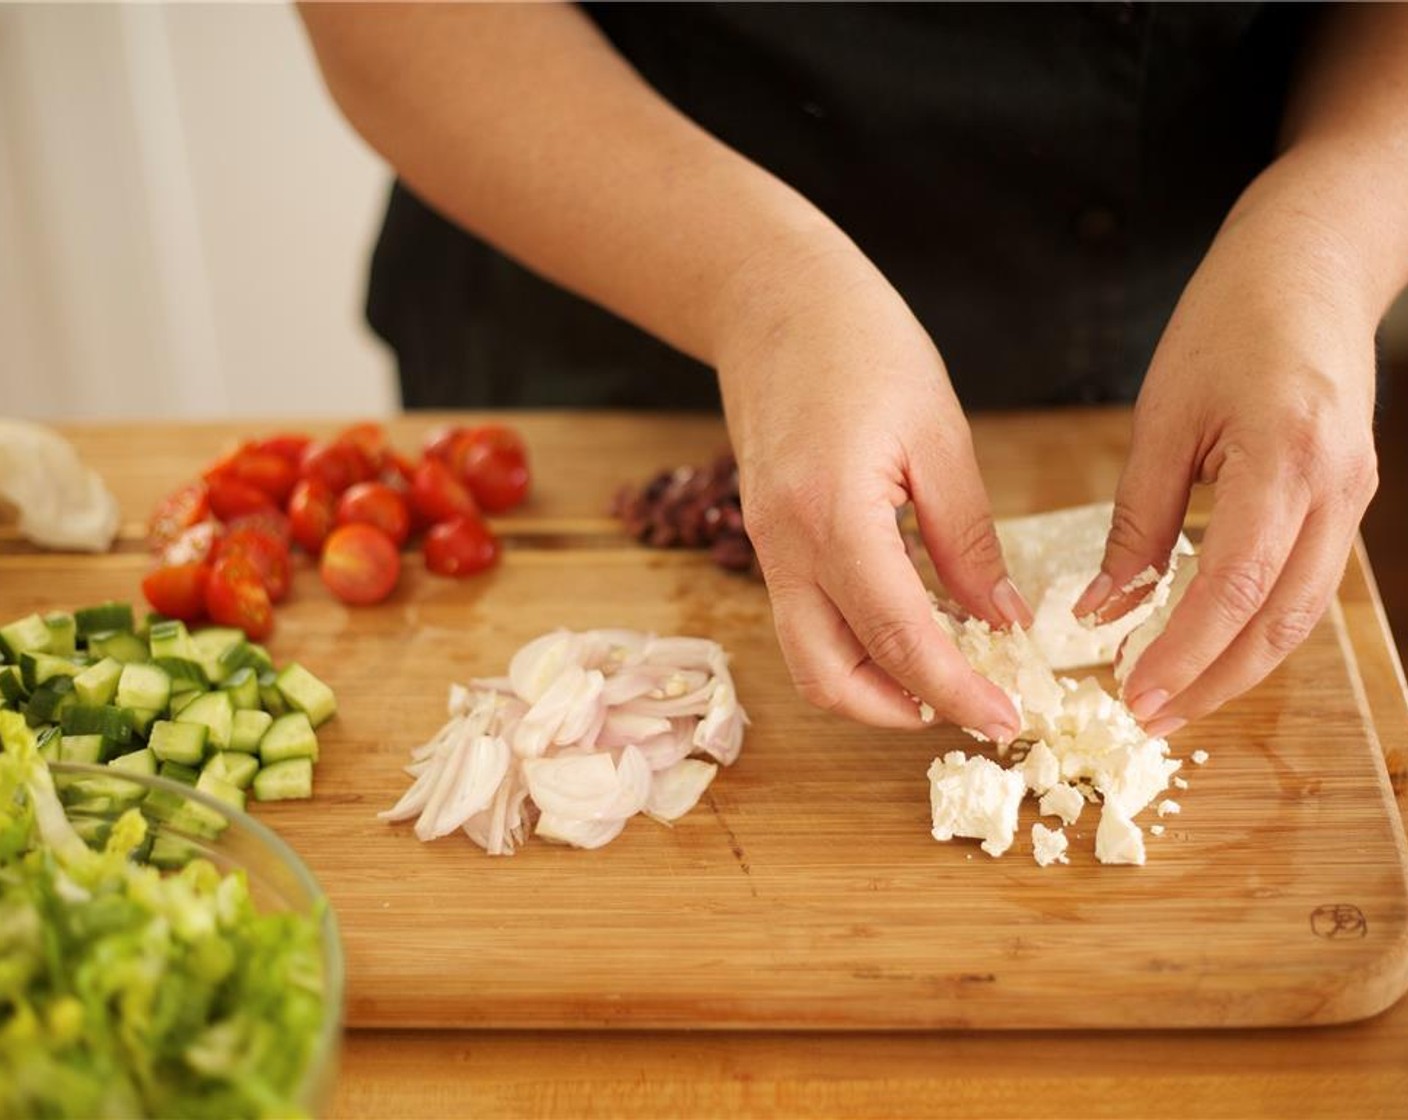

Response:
(7, 547), (1406, 1030)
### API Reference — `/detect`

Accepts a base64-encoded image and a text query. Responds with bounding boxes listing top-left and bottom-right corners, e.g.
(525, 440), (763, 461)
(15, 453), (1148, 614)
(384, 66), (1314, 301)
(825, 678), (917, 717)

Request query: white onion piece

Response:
(552, 669), (605, 746)
(615, 681), (716, 719)
(421, 735), (511, 840)
(595, 710), (672, 749)
(642, 636), (719, 671)
(599, 667), (660, 706)
(513, 663), (589, 757)
(535, 813), (628, 850)
(632, 725), (696, 771)
(646, 759), (719, 822)
(522, 745), (651, 821)
(508, 629), (579, 702)
(693, 679), (747, 765)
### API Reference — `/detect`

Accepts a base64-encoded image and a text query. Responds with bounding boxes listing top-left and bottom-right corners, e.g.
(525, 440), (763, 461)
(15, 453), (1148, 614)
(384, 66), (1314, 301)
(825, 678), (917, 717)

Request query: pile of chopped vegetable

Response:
(0, 709), (330, 1118)
(0, 601), (336, 805)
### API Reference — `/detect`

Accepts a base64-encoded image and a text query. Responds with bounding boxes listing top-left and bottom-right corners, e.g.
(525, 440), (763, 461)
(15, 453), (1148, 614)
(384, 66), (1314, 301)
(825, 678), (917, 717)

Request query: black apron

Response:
(367, 2), (1318, 412)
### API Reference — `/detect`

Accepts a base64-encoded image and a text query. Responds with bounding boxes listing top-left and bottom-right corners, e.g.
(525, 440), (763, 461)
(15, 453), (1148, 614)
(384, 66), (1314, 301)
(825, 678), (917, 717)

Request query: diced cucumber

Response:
(258, 712), (318, 764)
(252, 757), (313, 801)
(257, 671), (287, 716)
(44, 612), (77, 657)
(148, 619), (197, 663)
(116, 662), (171, 713)
(25, 678), (76, 726)
(159, 760), (201, 786)
(229, 709), (273, 754)
(220, 666), (261, 711)
(174, 690), (233, 751)
(168, 800), (227, 840)
(170, 691), (203, 717)
(153, 657), (209, 691)
(149, 720), (208, 766)
(70, 816), (111, 847)
(63, 773), (143, 808)
(109, 747), (156, 777)
(0, 614), (52, 661)
(37, 737), (59, 763)
(59, 734), (106, 765)
(74, 602), (135, 638)
(86, 630), (149, 665)
(275, 663), (336, 728)
(19, 652), (79, 691)
(218, 640), (274, 678)
(59, 703), (134, 744)
(195, 769), (246, 812)
(203, 751), (259, 790)
(149, 833), (199, 869)
(73, 657), (123, 706)
(0, 665), (27, 704)
(142, 786), (188, 823)
(128, 708), (161, 740)
(191, 627), (245, 685)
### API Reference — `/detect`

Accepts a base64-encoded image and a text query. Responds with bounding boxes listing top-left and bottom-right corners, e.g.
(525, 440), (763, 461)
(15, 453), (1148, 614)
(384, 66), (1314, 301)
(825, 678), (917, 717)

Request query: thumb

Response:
(909, 424), (1032, 629)
(1074, 410), (1196, 622)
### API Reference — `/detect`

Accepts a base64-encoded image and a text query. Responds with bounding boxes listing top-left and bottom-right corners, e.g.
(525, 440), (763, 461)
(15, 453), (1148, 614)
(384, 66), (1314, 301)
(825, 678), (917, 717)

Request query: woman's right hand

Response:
(714, 238), (1029, 738)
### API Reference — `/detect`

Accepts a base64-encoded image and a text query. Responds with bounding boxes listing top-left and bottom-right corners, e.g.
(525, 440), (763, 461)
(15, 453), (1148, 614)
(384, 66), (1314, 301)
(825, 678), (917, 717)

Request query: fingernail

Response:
(979, 720), (1020, 745)
(1128, 688), (1169, 721)
(1145, 716), (1187, 739)
(991, 577), (1034, 629)
(1073, 572), (1114, 619)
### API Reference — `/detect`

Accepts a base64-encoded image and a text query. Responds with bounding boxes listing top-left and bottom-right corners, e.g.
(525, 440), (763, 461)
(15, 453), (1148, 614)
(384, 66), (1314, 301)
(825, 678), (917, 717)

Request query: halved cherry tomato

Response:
(300, 439), (374, 494)
(229, 448), (297, 504)
(225, 507), (293, 547)
(336, 422), (390, 471)
(288, 478), (338, 554)
(319, 523), (400, 605)
(143, 562), (211, 622)
(336, 481), (411, 547)
(252, 433), (313, 464)
(382, 450), (417, 490)
(410, 458), (479, 524)
(208, 477), (276, 522)
(451, 425), (531, 513)
(216, 526), (292, 603)
(424, 516), (500, 577)
(422, 425), (465, 461)
(200, 441), (253, 487)
(205, 554), (274, 639)
(159, 521), (222, 568)
(148, 482), (211, 553)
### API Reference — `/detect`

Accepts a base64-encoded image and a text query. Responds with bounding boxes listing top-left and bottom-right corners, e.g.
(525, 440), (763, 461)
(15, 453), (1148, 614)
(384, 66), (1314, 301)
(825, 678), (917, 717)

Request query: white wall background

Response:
(0, 1), (397, 421)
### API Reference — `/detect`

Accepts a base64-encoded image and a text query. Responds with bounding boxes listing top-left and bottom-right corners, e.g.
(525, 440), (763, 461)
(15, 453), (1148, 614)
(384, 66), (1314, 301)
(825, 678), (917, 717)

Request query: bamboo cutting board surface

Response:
(5, 410), (1406, 1033)
(2, 548), (1405, 1030)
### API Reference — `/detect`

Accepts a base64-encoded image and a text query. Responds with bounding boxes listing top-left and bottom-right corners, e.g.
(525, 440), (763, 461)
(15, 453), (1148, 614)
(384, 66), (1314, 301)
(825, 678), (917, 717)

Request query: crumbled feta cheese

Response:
(1037, 782), (1084, 825)
(1115, 555), (1199, 688)
(927, 751), (1025, 858)
(1094, 806), (1146, 865)
(918, 701), (935, 724)
(1031, 823), (1069, 866)
(1190, 750), (1209, 766)
(1021, 740), (1060, 795)
(1172, 776), (1189, 790)
(1149, 824), (1166, 836)
(1156, 799), (1181, 817)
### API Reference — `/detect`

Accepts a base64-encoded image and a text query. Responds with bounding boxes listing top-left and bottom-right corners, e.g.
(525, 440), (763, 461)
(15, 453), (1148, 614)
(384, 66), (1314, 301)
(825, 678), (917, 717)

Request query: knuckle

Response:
(855, 615), (927, 679)
(1107, 501), (1158, 560)
(1205, 557), (1278, 624)
(1340, 447), (1379, 508)
(1263, 601), (1324, 658)
(793, 673), (847, 716)
(948, 514), (1003, 572)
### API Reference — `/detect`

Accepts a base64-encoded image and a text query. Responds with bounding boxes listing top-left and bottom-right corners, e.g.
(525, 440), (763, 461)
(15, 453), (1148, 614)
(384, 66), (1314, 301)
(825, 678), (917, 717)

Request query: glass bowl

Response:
(51, 761), (344, 1118)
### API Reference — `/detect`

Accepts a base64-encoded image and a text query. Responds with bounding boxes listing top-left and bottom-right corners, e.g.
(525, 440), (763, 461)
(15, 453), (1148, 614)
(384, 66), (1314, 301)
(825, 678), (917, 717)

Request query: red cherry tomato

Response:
(200, 441), (252, 487)
(205, 554), (274, 640)
(224, 507), (293, 548)
(216, 526), (292, 603)
(336, 481), (411, 547)
(228, 448), (297, 504)
(142, 562), (211, 622)
(251, 433), (313, 464)
(382, 450), (417, 490)
(287, 478), (338, 554)
(424, 516), (501, 577)
(159, 520), (222, 568)
(452, 426), (531, 513)
(300, 440), (374, 494)
(148, 482), (211, 552)
(410, 458), (479, 524)
(319, 523), (401, 606)
(422, 425), (465, 461)
(207, 477), (276, 522)
(335, 422), (390, 471)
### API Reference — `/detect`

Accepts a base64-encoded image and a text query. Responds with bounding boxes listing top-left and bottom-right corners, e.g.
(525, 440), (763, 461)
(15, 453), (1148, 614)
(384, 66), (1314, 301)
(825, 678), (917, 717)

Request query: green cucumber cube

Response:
(149, 720), (208, 766)
(258, 712), (318, 764)
(0, 666), (28, 705)
(59, 734), (106, 765)
(85, 630), (149, 665)
(275, 663), (336, 728)
(257, 671), (287, 716)
(252, 757), (313, 802)
(203, 751), (259, 790)
(153, 657), (209, 691)
(148, 620), (197, 663)
(195, 769), (246, 812)
(149, 834), (199, 869)
(58, 703), (134, 744)
(128, 707), (161, 740)
(108, 747), (157, 777)
(116, 662), (171, 713)
(221, 667), (261, 711)
(0, 614), (52, 661)
(229, 709), (273, 754)
(73, 657), (123, 706)
(175, 690), (234, 750)
(25, 677), (76, 726)
(191, 627), (245, 685)
(20, 652), (80, 691)
(169, 690), (203, 717)
(74, 602), (135, 638)
(158, 760), (201, 786)
(44, 613), (77, 657)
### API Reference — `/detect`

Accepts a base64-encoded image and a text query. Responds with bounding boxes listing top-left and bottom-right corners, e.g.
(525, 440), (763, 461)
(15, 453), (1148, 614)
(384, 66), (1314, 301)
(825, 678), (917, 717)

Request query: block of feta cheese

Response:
(928, 751), (1026, 858)
(1114, 555), (1199, 688)
(996, 502), (1193, 670)
(1037, 782), (1084, 825)
(1095, 805), (1147, 865)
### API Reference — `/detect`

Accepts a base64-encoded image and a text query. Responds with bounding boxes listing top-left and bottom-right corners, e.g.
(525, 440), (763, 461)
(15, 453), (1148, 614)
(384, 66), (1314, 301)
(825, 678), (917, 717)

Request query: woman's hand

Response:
(715, 240), (1029, 738)
(1075, 164), (1381, 736)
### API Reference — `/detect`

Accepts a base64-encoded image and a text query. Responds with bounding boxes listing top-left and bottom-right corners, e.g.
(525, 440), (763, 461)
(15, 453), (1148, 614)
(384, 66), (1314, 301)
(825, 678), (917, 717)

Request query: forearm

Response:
(299, 1), (849, 366)
(1225, 4), (1408, 328)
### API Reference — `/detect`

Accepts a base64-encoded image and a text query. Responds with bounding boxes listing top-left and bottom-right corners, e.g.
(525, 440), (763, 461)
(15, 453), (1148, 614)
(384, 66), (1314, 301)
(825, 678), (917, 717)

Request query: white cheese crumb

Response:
(918, 701), (935, 724)
(1121, 565), (1162, 594)
(927, 751), (1025, 858)
(1172, 776), (1189, 790)
(1190, 750), (1209, 766)
(1038, 782), (1085, 825)
(1156, 799), (1181, 817)
(1149, 824), (1165, 836)
(1021, 740), (1060, 795)
(1094, 805), (1146, 865)
(1115, 555), (1198, 688)
(1031, 822), (1069, 866)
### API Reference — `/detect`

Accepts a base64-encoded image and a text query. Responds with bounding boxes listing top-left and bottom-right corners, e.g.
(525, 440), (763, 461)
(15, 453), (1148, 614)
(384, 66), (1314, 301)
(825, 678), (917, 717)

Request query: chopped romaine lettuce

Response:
(0, 710), (329, 1119)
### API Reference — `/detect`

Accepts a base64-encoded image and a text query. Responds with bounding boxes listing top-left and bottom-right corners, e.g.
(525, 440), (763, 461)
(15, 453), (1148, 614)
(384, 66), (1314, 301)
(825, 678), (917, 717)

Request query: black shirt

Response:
(367, 3), (1317, 412)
